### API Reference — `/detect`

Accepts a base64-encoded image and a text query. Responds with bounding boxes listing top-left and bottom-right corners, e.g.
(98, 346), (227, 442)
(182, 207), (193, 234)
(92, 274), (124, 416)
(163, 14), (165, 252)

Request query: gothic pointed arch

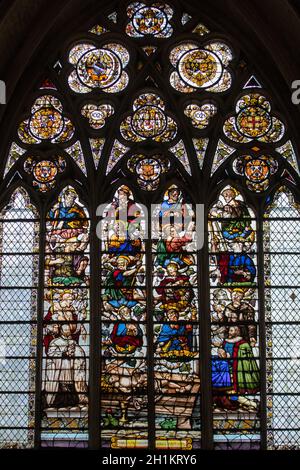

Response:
(0, 0), (300, 451)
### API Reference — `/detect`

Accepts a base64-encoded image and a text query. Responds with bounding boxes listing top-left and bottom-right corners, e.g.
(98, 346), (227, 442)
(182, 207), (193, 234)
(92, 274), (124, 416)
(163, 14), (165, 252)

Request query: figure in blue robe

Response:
(218, 253), (256, 285)
(157, 324), (192, 351)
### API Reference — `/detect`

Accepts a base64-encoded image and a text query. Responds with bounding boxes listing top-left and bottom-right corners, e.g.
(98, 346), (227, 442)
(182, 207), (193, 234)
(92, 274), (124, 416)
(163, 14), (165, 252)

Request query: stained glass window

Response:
(0, 188), (39, 448)
(223, 94), (285, 144)
(99, 185), (200, 449)
(68, 43), (129, 94)
(41, 186), (90, 446)
(264, 188), (300, 449)
(209, 187), (260, 449)
(152, 186), (200, 449)
(233, 155), (278, 193)
(0, 0), (300, 452)
(120, 93), (177, 143)
(184, 102), (217, 129)
(100, 186), (147, 448)
(169, 42), (233, 93)
(24, 156), (66, 192)
(18, 95), (74, 144)
(126, 3), (174, 38)
(81, 104), (114, 129)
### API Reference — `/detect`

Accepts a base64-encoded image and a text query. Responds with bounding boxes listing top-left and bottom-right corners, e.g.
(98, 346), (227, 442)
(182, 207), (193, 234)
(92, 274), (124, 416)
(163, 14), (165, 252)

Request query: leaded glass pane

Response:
(264, 188), (300, 450)
(0, 188), (38, 448)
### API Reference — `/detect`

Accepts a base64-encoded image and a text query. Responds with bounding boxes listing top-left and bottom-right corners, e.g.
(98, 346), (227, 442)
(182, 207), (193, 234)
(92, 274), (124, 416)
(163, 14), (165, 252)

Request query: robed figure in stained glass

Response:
(209, 187), (256, 287)
(42, 187), (89, 412)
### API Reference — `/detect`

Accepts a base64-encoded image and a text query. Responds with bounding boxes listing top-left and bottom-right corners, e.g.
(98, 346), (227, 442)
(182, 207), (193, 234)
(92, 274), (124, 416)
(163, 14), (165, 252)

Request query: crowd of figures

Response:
(42, 186), (90, 436)
(39, 183), (260, 445)
(100, 185), (200, 446)
(209, 186), (260, 435)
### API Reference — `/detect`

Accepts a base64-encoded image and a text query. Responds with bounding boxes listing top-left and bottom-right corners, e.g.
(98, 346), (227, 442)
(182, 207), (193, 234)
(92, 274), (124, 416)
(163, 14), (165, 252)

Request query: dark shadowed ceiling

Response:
(0, 0), (300, 161)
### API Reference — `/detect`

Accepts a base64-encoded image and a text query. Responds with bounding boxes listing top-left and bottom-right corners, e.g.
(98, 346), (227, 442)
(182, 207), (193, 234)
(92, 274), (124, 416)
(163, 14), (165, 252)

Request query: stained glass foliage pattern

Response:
(68, 43), (129, 94)
(142, 46), (157, 56)
(4, 142), (26, 177)
(264, 188), (300, 450)
(106, 140), (130, 174)
(170, 141), (191, 175)
(65, 141), (87, 176)
(90, 138), (105, 169)
(41, 187), (90, 446)
(100, 187), (148, 448)
(209, 187), (260, 449)
(152, 186), (200, 449)
(211, 140), (235, 176)
(89, 24), (110, 35)
(0, 188), (39, 448)
(223, 94), (285, 144)
(192, 138), (209, 170)
(277, 140), (300, 175)
(126, 3), (173, 38)
(192, 23), (210, 36)
(169, 41), (233, 94)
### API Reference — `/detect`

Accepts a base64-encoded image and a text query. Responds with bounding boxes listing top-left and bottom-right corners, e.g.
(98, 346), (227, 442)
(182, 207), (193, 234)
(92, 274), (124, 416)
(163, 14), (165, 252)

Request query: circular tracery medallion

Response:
(29, 108), (64, 140)
(131, 105), (167, 138)
(33, 160), (58, 183)
(77, 48), (122, 89)
(178, 48), (223, 88)
(245, 159), (269, 183)
(136, 158), (161, 182)
(133, 7), (168, 35)
(236, 106), (272, 138)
